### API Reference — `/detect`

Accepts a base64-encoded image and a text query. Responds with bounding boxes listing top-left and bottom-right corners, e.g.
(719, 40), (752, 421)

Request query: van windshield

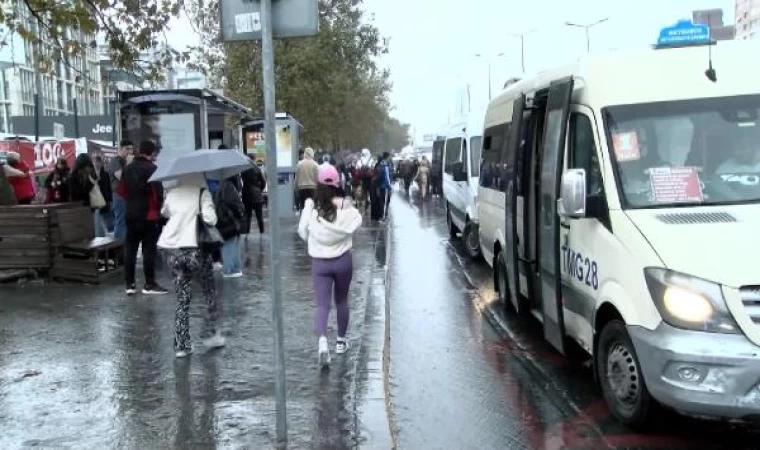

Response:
(470, 136), (482, 177)
(604, 95), (760, 208)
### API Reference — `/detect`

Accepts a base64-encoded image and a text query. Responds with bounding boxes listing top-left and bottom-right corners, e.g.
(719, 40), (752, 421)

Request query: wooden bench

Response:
(50, 207), (124, 284)
(0, 204), (67, 271)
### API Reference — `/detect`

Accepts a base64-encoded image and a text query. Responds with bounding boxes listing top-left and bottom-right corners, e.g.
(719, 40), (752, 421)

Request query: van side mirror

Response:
(560, 168), (586, 218)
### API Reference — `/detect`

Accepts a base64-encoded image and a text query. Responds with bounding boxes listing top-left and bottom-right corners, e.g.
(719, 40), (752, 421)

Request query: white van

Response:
(443, 113), (484, 258)
(477, 35), (760, 426)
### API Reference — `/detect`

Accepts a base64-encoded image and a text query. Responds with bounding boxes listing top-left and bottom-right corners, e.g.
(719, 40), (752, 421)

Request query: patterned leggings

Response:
(167, 248), (219, 352)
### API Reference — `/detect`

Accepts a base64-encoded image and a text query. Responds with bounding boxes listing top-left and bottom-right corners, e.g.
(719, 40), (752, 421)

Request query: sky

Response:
(166, 0), (736, 145)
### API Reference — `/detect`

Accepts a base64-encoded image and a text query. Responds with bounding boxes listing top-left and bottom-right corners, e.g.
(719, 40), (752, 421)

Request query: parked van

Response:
(443, 112), (484, 258)
(478, 30), (760, 426)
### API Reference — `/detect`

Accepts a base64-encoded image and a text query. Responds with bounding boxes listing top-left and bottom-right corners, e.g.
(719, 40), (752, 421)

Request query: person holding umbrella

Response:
(158, 173), (223, 358)
(150, 147), (255, 356)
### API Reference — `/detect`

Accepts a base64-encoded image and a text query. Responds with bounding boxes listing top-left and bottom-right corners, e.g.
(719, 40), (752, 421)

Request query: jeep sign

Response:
(11, 115), (116, 142)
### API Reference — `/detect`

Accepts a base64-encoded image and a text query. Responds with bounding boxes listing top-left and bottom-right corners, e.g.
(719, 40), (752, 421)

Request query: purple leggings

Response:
(312, 251), (353, 338)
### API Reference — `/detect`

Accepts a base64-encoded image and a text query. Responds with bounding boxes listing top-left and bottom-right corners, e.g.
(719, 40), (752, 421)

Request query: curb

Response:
(351, 223), (394, 449)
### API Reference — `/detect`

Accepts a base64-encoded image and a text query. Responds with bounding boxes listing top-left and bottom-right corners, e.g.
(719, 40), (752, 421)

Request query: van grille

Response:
(740, 286), (760, 325)
(656, 212), (736, 225)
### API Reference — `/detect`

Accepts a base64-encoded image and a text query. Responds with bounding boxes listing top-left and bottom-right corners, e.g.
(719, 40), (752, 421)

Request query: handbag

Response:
(196, 188), (223, 252)
(89, 176), (107, 209)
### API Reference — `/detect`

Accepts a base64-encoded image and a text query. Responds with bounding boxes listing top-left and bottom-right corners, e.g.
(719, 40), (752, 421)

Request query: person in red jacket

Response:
(6, 151), (35, 204)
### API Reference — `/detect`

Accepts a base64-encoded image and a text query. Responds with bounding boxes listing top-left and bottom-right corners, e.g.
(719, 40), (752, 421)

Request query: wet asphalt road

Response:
(386, 188), (760, 450)
(0, 218), (384, 449)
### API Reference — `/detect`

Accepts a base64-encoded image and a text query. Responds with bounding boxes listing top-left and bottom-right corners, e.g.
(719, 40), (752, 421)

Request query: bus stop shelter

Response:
(117, 88), (256, 160)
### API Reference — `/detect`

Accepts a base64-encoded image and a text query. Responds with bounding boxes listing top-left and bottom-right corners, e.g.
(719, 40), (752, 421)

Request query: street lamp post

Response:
(507, 29), (536, 74)
(475, 53), (505, 101)
(565, 17), (609, 53)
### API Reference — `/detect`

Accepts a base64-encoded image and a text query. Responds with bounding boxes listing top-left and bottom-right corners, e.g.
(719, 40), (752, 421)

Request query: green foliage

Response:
(0, 0), (189, 83)
(187, 0), (409, 151)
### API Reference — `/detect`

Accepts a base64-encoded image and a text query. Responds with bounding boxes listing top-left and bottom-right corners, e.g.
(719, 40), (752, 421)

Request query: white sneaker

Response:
(175, 349), (192, 358)
(336, 338), (349, 354)
(318, 336), (331, 367)
(203, 332), (226, 349)
(223, 272), (244, 278)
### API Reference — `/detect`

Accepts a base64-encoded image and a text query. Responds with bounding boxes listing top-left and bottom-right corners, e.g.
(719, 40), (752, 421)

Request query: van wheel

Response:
(496, 255), (512, 312)
(597, 320), (655, 429)
(462, 222), (481, 260)
(446, 205), (459, 239)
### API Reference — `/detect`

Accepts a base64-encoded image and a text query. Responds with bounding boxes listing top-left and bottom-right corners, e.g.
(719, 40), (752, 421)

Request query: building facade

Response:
(735, 0), (760, 39)
(693, 8), (736, 40)
(0, 0), (102, 134)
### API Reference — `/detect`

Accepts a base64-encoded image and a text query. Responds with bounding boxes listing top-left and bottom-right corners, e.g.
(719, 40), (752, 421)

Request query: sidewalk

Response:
(0, 216), (385, 449)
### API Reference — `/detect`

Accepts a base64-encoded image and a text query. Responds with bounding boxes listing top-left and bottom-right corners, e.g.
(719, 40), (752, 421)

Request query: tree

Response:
(187, 0), (406, 151)
(0, 0), (188, 83)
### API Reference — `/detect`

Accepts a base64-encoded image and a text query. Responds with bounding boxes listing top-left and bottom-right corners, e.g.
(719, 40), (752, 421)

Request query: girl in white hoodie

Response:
(298, 164), (362, 366)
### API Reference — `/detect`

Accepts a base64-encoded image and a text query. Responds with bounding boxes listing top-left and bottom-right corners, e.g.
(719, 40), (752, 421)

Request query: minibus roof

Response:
(486, 39), (760, 128)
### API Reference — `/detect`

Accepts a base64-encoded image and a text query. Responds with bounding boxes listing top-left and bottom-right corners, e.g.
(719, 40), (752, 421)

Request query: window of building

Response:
(57, 81), (64, 110)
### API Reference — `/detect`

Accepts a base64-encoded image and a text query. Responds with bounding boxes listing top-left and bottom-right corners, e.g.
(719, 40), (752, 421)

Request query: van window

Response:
(462, 139), (469, 175)
(605, 95), (760, 208)
(569, 113), (603, 195)
(479, 124), (510, 191)
(470, 136), (482, 177)
(444, 138), (462, 175)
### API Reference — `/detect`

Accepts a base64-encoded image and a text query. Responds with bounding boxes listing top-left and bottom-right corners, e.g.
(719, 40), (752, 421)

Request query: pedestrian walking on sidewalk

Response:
(118, 140), (168, 296)
(298, 164), (362, 367)
(109, 140), (133, 241)
(417, 157), (431, 201)
(294, 147), (319, 214)
(241, 155), (266, 235)
(158, 174), (224, 358)
(378, 152), (393, 220)
(216, 174), (246, 278)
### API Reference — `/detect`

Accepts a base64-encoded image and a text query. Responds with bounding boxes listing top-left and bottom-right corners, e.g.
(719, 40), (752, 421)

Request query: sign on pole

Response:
(53, 123), (64, 140)
(220, 0), (319, 446)
(220, 0), (319, 41)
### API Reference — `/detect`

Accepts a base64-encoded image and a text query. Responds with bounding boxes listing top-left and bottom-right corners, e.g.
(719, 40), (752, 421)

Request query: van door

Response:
(538, 77), (574, 354)
(503, 94), (525, 312)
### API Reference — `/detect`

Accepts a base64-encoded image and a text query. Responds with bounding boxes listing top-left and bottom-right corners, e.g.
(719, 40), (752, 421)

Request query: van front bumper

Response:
(629, 323), (760, 420)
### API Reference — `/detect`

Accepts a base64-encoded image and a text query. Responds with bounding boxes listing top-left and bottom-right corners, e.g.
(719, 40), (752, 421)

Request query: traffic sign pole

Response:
(261, 0), (288, 446)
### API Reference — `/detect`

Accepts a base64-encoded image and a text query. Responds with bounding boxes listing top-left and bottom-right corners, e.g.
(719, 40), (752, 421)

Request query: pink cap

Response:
(318, 164), (340, 188)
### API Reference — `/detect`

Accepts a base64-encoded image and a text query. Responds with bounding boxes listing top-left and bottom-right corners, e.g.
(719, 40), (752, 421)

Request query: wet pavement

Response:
(0, 216), (385, 449)
(385, 188), (760, 450)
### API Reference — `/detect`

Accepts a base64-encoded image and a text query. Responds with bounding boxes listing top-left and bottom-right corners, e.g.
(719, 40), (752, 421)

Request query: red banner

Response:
(0, 139), (79, 176)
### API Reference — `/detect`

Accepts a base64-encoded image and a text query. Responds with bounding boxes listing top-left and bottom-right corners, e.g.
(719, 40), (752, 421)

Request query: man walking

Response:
(294, 147), (319, 214)
(378, 152), (393, 221)
(109, 140), (132, 241)
(120, 140), (168, 296)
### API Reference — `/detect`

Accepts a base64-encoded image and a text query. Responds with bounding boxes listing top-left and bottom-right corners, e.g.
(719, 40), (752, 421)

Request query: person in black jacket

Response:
(44, 157), (70, 203)
(119, 140), (168, 296)
(216, 175), (246, 277)
(241, 155), (266, 235)
(94, 155), (113, 231)
(69, 153), (108, 237)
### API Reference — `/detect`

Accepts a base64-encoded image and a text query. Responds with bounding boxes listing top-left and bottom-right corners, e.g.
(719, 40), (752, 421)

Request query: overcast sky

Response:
(168, 0), (736, 145)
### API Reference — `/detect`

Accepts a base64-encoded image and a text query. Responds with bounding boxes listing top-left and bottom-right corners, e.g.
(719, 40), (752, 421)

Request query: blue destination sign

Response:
(657, 20), (711, 48)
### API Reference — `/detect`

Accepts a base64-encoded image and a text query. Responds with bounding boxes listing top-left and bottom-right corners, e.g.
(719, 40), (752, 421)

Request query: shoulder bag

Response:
(197, 188), (223, 252)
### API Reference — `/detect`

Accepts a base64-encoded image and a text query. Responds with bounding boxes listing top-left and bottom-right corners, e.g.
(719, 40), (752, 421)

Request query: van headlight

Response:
(644, 268), (739, 334)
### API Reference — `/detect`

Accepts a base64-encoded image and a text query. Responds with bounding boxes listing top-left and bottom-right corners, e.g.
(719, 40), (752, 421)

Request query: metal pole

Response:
(34, 18), (43, 141)
(73, 98), (80, 137)
(261, 0), (287, 446)
(487, 62), (492, 101)
(586, 27), (591, 52)
(521, 36), (526, 73)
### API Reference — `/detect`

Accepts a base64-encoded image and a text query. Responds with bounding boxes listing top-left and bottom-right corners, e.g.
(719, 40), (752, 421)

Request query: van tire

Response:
(446, 205), (459, 239)
(597, 320), (655, 429)
(462, 222), (481, 260)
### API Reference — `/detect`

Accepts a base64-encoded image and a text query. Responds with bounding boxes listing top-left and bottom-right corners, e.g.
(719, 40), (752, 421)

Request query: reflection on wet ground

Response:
(386, 189), (760, 450)
(0, 219), (382, 448)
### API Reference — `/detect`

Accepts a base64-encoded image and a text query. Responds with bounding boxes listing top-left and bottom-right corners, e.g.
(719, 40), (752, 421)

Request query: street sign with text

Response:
(220, 0), (319, 42)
